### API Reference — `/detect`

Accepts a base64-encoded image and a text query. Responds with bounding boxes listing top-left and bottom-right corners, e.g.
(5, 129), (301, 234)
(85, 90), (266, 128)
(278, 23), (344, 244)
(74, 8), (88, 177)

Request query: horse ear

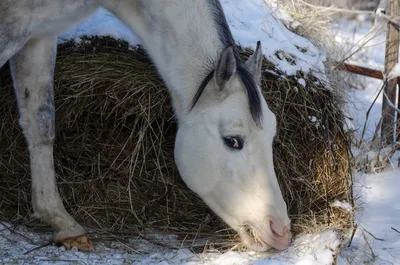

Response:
(244, 41), (263, 86)
(214, 45), (237, 91)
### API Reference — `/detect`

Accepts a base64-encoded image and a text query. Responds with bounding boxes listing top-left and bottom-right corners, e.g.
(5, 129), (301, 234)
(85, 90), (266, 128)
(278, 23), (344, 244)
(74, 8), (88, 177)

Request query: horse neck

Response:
(102, 0), (227, 122)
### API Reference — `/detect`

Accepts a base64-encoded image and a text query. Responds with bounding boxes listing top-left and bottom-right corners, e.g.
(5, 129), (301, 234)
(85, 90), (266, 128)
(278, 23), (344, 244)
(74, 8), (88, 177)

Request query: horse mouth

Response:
(249, 226), (270, 249)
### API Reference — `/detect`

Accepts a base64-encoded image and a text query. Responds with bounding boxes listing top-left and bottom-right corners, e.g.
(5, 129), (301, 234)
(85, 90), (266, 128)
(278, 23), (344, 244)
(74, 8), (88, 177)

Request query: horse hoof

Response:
(56, 235), (93, 251)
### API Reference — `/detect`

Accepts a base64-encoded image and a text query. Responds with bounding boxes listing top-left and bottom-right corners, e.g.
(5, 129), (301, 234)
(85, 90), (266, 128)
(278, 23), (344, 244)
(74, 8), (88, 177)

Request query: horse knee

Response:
(18, 104), (55, 146)
(12, 64), (56, 146)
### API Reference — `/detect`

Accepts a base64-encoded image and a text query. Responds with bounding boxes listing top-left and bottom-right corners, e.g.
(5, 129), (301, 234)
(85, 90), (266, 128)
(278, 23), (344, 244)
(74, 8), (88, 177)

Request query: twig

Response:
(297, 0), (374, 14)
(347, 223), (359, 247)
(360, 79), (388, 147)
(340, 29), (385, 64)
(361, 225), (385, 241)
(297, 0), (400, 25)
(323, 113), (338, 171)
(0, 221), (37, 245)
(391, 227), (400, 234)
(361, 230), (377, 263)
(23, 242), (53, 255)
(370, 117), (383, 150)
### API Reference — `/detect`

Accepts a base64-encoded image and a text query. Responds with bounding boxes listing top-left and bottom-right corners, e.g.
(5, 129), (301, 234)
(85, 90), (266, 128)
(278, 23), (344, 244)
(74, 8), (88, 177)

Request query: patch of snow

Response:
(339, 168), (400, 265)
(343, 111), (356, 132)
(387, 62), (400, 81)
(331, 200), (353, 213)
(309, 116), (317, 122)
(263, 0), (303, 31)
(58, 9), (140, 47)
(223, 0), (327, 78)
(297, 78), (306, 87)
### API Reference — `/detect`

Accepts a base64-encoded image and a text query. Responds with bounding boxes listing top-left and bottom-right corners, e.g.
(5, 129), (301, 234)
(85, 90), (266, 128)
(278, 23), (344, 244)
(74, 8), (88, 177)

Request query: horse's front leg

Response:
(9, 36), (91, 251)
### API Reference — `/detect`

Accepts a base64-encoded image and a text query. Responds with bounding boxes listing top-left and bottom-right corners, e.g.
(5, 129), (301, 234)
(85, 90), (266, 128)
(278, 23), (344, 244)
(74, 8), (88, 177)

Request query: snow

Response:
(297, 78), (306, 87)
(387, 62), (400, 81)
(339, 169), (400, 265)
(330, 18), (388, 142)
(58, 8), (140, 47)
(332, 14), (400, 265)
(0, 222), (341, 265)
(331, 18), (386, 72)
(331, 200), (353, 213)
(2, 1), (400, 264)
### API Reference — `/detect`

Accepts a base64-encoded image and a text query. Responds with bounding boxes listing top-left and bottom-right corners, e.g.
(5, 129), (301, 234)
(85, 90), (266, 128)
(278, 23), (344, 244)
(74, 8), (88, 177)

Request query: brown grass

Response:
(0, 36), (353, 252)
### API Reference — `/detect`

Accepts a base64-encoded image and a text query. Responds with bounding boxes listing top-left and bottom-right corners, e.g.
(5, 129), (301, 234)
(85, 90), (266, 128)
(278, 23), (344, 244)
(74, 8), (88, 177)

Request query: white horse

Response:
(0, 0), (292, 252)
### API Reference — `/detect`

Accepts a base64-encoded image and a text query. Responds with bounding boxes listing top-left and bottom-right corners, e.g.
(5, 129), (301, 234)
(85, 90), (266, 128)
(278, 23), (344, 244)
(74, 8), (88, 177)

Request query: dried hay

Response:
(0, 36), (353, 252)
(272, 0), (339, 50)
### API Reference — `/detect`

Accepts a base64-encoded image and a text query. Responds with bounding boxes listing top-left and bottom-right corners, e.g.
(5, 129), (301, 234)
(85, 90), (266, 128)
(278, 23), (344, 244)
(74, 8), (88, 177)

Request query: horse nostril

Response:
(269, 218), (290, 238)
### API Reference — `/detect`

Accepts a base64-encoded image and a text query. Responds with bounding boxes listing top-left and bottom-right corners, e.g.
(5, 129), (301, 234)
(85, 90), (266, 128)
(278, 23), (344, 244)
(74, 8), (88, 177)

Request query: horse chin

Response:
(238, 224), (272, 252)
(238, 223), (291, 252)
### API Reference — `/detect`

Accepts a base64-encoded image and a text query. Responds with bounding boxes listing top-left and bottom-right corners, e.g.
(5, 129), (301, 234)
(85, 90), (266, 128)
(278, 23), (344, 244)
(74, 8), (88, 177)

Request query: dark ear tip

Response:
(220, 44), (235, 56)
(256, 41), (261, 50)
(225, 44), (234, 51)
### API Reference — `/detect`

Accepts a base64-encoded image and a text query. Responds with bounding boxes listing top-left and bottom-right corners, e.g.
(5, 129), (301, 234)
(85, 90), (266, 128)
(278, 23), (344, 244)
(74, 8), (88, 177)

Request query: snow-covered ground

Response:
(1, 0), (400, 264)
(339, 169), (400, 265)
(0, 221), (342, 265)
(331, 17), (400, 265)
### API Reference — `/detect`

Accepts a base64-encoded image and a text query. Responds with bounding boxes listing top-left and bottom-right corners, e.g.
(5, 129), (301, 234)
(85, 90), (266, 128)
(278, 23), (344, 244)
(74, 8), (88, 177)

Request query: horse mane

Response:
(190, 0), (263, 127)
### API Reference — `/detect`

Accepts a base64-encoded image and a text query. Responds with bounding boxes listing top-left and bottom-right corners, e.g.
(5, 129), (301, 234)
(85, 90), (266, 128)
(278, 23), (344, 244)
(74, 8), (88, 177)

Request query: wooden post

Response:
(398, 76), (400, 143)
(398, 74), (400, 168)
(381, 0), (400, 146)
(398, 77), (400, 167)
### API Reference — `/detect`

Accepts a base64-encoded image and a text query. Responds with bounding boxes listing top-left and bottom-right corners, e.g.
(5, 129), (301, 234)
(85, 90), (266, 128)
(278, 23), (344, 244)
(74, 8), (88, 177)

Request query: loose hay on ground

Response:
(0, 36), (353, 252)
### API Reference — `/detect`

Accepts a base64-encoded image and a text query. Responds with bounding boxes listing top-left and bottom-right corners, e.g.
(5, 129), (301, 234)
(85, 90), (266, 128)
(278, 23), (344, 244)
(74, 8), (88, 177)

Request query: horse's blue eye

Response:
(223, 136), (244, 150)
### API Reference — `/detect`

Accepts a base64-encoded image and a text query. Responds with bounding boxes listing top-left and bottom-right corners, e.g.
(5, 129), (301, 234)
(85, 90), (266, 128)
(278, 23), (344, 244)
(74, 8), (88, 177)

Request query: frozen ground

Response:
(1, 0), (400, 264)
(0, 222), (342, 265)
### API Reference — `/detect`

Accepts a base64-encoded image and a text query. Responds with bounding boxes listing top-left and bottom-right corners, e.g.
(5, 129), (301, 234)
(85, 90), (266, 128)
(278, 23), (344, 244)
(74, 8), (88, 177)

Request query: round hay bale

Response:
(0, 36), (353, 251)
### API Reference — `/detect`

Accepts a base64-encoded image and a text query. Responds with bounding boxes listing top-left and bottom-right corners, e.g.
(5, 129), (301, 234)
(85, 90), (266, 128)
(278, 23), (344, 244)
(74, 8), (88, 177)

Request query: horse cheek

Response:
(174, 125), (221, 196)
